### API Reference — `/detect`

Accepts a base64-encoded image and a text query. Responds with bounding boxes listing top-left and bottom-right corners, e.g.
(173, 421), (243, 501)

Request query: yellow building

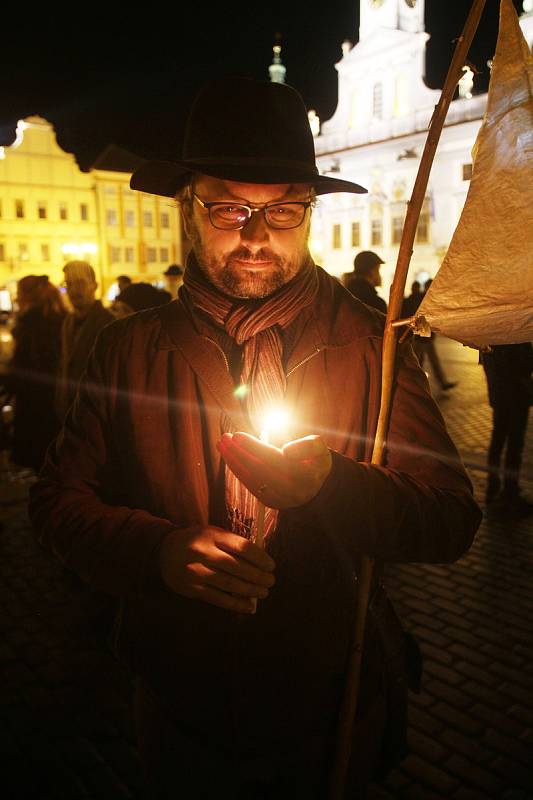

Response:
(0, 116), (184, 302)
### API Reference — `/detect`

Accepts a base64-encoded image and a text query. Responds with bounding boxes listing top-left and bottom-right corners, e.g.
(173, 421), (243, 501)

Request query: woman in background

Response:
(9, 275), (65, 472)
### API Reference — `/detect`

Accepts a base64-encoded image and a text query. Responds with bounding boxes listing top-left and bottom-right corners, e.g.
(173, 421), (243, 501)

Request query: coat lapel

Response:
(158, 301), (250, 433)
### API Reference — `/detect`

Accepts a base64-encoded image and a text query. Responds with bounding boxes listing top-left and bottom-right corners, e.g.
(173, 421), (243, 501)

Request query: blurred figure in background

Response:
(111, 282), (171, 319)
(117, 275), (133, 293)
(411, 279), (457, 392)
(9, 275), (65, 471)
(162, 263), (184, 300)
(481, 342), (533, 517)
(344, 250), (387, 313)
(401, 280), (423, 319)
(56, 261), (113, 421)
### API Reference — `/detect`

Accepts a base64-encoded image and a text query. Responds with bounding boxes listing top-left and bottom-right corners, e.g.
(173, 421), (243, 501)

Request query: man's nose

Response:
(239, 210), (270, 246)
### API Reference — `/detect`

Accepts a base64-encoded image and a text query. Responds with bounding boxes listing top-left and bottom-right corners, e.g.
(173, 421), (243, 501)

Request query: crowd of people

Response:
(0, 262), (184, 475)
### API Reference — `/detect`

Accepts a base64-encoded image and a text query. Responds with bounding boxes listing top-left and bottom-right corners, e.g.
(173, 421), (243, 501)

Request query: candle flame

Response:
(260, 407), (290, 443)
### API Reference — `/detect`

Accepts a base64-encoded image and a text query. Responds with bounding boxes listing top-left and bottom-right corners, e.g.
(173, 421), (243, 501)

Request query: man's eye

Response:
(215, 205), (247, 218)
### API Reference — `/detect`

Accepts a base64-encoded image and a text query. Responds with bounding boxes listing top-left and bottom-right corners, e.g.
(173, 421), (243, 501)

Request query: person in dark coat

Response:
(404, 279), (457, 391)
(111, 282), (171, 319)
(55, 261), (114, 420)
(8, 275), (65, 471)
(401, 280), (423, 319)
(344, 250), (387, 313)
(481, 342), (533, 517)
(29, 78), (481, 800)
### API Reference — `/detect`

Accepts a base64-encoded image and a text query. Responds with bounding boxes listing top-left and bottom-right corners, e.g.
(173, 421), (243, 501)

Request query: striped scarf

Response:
(182, 253), (318, 541)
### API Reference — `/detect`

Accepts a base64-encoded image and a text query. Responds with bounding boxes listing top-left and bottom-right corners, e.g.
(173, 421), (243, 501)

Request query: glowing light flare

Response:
(234, 384), (248, 399)
(259, 406), (290, 443)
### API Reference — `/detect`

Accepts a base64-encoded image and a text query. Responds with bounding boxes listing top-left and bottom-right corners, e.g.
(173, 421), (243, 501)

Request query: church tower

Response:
(311, 0), (533, 292)
(319, 0), (439, 138)
(359, 0), (425, 39)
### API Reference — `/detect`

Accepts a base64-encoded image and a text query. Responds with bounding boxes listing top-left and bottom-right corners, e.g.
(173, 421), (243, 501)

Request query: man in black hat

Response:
(344, 250), (387, 313)
(30, 77), (480, 799)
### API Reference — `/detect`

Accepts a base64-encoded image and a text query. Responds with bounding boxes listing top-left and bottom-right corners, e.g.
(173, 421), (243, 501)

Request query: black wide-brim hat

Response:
(130, 77), (367, 197)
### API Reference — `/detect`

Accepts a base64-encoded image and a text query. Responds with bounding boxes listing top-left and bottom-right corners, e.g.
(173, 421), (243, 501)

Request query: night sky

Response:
(0, 0), (523, 171)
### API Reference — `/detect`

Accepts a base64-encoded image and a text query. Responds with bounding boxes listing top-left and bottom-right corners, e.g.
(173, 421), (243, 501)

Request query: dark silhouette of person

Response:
(401, 280), (423, 318)
(410, 279), (457, 391)
(111, 282), (171, 318)
(344, 250), (387, 313)
(117, 274), (133, 293)
(8, 275), (65, 471)
(481, 342), (533, 517)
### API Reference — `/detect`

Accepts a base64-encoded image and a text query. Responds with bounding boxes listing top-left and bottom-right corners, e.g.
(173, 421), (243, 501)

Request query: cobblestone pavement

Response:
(0, 338), (531, 799)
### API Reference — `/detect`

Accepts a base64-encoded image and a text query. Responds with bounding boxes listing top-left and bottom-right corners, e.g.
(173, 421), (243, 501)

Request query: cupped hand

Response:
(159, 525), (276, 614)
(217, 432), (332, 509)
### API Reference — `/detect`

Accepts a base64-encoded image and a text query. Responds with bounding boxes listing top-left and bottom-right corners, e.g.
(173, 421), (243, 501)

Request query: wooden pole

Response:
(328, 1), (488, 796)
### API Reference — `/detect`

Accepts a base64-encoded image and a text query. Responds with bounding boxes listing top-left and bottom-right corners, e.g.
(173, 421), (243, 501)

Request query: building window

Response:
(351, 222), (360, 248)
(394, 75), (409, 117)
(416, 203), (431, 244)
(38, 202), (47, 219)
(106, 209), (118, 226)
(371, 219), (383, 246)
(462, 163), (473, 181)
(159, 247), (169, 262)
(59, 203), (68, 220)
(392, 215), (404, 245)
(110, 246), (121, 264)
(125, 246), (135, 263)
(373, 83), (383, 120)
(0, 200), (3, 218)
(124, 209), (135, 227)
(41, 244), (50, 261)
(80, 203), (89, 221)
(0, 244), (5, 261)
(143, 211), (153, 227)
(332, 224), (342, 250)
(18, 243), (29, 261)
(147, 247), (157, 263)
(15, 199), (25, 219)
(160, 212), (170, 229)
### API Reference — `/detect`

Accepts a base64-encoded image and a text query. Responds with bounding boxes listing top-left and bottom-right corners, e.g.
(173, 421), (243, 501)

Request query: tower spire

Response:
(268, 35), (286, 84)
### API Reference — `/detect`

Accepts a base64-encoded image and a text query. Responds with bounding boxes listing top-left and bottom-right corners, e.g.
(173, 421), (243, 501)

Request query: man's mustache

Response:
(228, 247), (282, 266)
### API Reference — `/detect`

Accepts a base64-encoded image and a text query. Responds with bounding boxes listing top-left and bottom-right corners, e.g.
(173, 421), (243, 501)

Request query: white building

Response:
(311, 0), (533, 298)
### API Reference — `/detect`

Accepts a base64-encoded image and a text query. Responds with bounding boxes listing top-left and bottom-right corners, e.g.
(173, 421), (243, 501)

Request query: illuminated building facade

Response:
(310, 0), (533, 298)
(0, 117), (184, 300)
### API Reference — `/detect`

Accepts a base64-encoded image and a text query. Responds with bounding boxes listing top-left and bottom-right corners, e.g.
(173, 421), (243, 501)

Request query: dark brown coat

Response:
(29, 267), (481, 771)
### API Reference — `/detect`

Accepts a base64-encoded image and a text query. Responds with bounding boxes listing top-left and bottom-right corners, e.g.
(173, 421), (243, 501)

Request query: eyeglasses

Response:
(193, 194), (312, 231)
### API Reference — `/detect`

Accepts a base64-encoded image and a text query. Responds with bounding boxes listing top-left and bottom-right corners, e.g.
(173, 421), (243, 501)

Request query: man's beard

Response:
(188, 225), (309, 299)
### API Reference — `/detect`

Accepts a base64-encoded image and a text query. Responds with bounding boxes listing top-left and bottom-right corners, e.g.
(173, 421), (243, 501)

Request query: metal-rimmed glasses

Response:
(193, 194), (312, 231)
